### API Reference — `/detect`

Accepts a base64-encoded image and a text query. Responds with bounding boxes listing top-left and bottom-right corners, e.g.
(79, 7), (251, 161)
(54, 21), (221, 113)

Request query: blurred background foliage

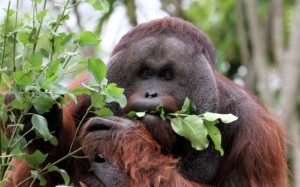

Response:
(1, 0), (299, 186)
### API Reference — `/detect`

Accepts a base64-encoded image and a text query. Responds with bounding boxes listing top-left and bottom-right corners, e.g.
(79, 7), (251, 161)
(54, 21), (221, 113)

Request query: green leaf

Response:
(48, 166), (70, 185)
(88, 58), (106, 84)
(39, 48), (49, 58)
(45, 59), (61, 79)
(106, 83), (124, 97)
(0, 109), (8, 124)
(78, 31), (100, 47)
(28, 27), (37, 43)
(31, 114), (54, 142)
(12, 71), (32, 85)
(32, 95), (54, 114)
(72, 87), (92, 95)
(30, 52), (43, 69)
(9, 133), (27, 152)
(10, 99), (28, 109)
(37, 9), (48, 20)
(8, 9), (16, 17)
(86, 0), (110, 13)
(30, 170), (47, 186)
(126, 111), (146, 118)
(206, 125), (224, 156)
(171, 115), (209, 150)
(105, 94), (127, 108)
(26, 150), (48, 167)
(177, 98), (196, 114)
(0, 132), (8, 152)
(94, 107), (113, 116)
(203, 112), (238, 124)
(11, 147), (25, 159)
(91, 91), (105, 107)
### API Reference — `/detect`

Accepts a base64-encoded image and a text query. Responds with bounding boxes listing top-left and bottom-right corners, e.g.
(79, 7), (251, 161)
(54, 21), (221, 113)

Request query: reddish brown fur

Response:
(80, 122), (203, 187)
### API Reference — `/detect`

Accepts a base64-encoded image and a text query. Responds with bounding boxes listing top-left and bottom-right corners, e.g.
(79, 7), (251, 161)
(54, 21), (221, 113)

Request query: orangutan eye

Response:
(162, 70), (173, 80)
(139, 69), (152, 79)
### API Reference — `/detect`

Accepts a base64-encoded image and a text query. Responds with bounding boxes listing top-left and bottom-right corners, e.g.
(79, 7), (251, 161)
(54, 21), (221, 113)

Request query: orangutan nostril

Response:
(94, 154), (106, 163)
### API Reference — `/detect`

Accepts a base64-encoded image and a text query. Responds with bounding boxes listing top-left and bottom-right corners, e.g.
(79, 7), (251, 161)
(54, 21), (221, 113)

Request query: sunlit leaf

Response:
(12, 71), (32, 85)
(30, 52), (43, 69)
(88, 58), (106, 84)
(77, 31), (100, 47)
(26, 150), (48, 167)
(171, 115), (209, 150)
(86, 0), (109, 13)
(48, 166), (70, 185)
(37, 9), (48, 20)
(106, 83), (124, 97)
(94, 107), (114, 116)
(203, 112), (238, 123)
(33, 95), (54, 114)
(31, 114), (54, 142)
(206, 124), (224, 155)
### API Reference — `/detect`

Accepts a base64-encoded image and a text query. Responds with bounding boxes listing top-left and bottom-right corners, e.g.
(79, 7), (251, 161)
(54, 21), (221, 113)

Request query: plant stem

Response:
(68, 105), (92, 153)
(32, 0), (47, 53)
(0, 0), (11, 82)
(63, 45), (78, 69)
(12, 0), (19, 72)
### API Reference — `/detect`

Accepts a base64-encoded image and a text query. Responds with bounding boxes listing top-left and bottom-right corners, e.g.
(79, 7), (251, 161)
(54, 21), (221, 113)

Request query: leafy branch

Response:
(127, 98), (238, 156)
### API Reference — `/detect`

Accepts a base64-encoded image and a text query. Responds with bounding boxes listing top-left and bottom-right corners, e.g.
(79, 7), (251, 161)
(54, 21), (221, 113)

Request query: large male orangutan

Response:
(2, 17), (286, 187)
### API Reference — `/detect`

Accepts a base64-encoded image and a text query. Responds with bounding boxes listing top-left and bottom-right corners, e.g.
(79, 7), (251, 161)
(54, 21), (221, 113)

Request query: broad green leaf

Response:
(177, 98), (196, 114)
(78, 31), (100, 47)
(26, 150), (48, 167)
(106, 83), (124, 97)
(60, 32), (75, 47)
(10, 99), (28, 110)
(171, 115), (209, 150)
(31, 114), (54, 141)
(8, 9), (16, 17)
(11, 147), (25, 159)
(12, 71), (32, 85)
(48, 166), (70, 185)
(88, 58), (106, 84)
(86, 0), (109, 13)
(28, 27), (37, 43)
(49, 136), (58, 146)
(94, 107), (113, 116)
(39, 48), (49, 58)
(203, 112), (238, 124)
(23, 61), (31, 72)
(37, 9), (48, 20)
(91, 91), (105, 107)
(49, 84), (71, 95)
(45, 59), (61, 79)
(9, 133), (27, 152)
(105, 94), (127, 108)
(206, 125), (224, 156)
(72, 87), (92, 95)
(30, 52), (43, 69)
(32, 95), (54, 114)
(30, 170), (47, 186)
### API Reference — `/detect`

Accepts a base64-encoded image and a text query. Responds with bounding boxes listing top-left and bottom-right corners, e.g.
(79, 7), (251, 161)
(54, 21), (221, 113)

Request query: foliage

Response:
(128, 98), (238, 156)
(0, 0), (127, 186)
